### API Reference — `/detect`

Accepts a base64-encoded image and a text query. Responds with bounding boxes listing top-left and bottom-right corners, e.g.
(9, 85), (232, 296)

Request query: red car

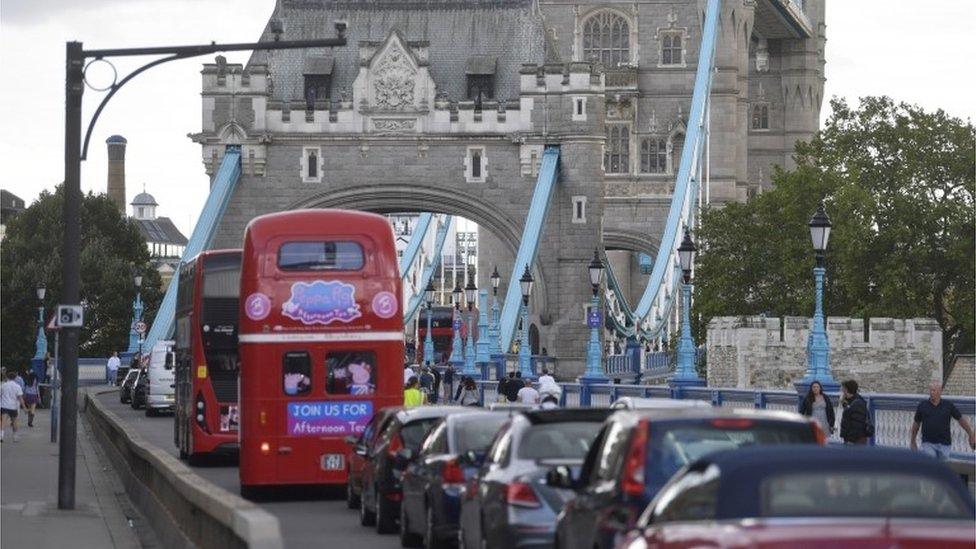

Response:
(620, 445), (975, 549)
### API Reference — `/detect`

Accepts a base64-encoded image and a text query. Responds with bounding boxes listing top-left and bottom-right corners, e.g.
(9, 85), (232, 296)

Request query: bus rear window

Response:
(326, 351), (376, 395)
(283, 352), (311, 395)
(278, 241), (364, 271)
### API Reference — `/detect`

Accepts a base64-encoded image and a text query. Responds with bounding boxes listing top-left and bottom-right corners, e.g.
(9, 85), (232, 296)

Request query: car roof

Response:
(615, 406), (807, 423)
(396, 405), (474, 423)
(448, 411), (507, 425)
(611, 397), (713, 410)
(521, 408), (614, 424)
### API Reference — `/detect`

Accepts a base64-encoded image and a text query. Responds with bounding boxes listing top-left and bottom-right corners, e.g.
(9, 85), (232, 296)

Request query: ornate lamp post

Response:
(488, 266), (502, 357)
(671, 229), (704, 387)
(33, 285), (48, 362)
(517, 265), (534, 379)
(127, 274), (144, 354)
(797, 200), (839, 393)
(422, 279), (436, 365)
(581, 250), (608, 382)
(463, 272), (480, 379)
(449, 278), (465, 368)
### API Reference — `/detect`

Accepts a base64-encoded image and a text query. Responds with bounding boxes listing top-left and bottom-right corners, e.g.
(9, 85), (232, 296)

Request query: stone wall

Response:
(944, 355), (975, 397)
(706, 316), (942, 394)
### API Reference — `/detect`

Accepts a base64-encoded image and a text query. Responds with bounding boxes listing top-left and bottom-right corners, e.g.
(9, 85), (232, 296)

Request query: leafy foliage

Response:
(695, 97), (974, 366)
(1, 187), (162, 366)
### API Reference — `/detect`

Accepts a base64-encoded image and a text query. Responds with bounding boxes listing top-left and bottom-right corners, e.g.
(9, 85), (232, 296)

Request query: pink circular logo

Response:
(372, 291), (398, 319)
(244, 292), (272, 321)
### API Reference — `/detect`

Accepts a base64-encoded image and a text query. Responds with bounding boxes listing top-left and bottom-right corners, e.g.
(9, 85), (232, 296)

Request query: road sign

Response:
(587, 309), (602, 329)
(135, 321), (148, 334)
(452, 319), (462, 330)
(57, 305), (84, 328)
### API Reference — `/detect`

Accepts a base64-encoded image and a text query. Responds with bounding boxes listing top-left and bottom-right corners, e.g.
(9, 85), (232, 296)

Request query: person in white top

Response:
(1, 371), (26, 442)
(107, 351), (121, 385)
(403, 364), (416, 386)
(516, 379), (540, 404)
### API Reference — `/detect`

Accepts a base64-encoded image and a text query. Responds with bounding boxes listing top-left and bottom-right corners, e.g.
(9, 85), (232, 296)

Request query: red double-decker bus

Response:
(174, 249), (242, 462)
(416, 305), (454, 362)
(238, 209), (404, 496)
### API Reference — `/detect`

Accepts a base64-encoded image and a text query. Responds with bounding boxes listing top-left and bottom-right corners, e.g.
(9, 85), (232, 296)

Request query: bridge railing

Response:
(474, 380), (976, 460)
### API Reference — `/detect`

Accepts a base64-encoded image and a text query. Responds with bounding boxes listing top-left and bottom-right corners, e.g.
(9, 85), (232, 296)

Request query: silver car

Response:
(608, 396), (713, 410)
(458, 408), (611, 549)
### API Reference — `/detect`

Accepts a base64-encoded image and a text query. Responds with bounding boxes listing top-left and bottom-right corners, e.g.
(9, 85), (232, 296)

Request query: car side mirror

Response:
(545, 465), (576, 490)
(459, 450), (485, 467)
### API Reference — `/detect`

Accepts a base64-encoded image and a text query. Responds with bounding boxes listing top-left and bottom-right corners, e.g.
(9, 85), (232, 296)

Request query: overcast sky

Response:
(1, 0), (973, 237)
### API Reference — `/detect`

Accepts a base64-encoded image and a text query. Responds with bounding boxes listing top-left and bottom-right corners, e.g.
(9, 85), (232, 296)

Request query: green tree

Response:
(695, 97), (974, 367)
(1, 187), (163, 366)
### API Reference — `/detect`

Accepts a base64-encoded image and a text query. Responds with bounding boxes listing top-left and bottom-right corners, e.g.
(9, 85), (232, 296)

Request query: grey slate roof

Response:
(303, 53), (334, 75)
(131, 192), (158, 206)
(249, 0), (544, 102)
(465, 55), (497, 74)
(133, 217), (188, 246)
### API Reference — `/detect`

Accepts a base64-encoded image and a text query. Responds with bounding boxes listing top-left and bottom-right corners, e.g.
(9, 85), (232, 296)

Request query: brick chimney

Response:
(106, 135), (127, 213)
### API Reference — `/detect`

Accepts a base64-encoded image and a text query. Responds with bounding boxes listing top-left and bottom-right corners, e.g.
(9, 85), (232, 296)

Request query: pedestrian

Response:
(23, 372), (40, 428)
(404, 376), (425, 408)
(504, 371), (522, 402)
(1, 370), (26, 442)
(430, 363), (442, 404)
(419, 366), (434, 400)
(458, 377), (480, 406)
(910, 381), (976, 460)
(540, 394), (559, 409)
(798, 381), (835, 436)
(107, 351), (121, 385)
(403, 362), (415, 386)
(839, 379), (871, 445)
(537, 369), (561, 402)
(516, 379), (540, 405)
(442, 361), (455, 403)
(454, 376), (467, 402)
(13, 370), (25, 392)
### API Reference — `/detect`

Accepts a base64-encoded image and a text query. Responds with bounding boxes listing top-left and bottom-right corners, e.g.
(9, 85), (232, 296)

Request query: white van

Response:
(145, 340), (176, 416)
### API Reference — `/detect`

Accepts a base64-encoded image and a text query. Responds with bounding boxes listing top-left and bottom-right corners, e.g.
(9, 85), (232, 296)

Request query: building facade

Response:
(192, 0), (824, 376)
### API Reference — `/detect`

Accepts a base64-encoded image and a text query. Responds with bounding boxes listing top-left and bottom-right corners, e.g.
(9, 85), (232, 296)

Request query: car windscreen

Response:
(453, 416), (509, 454)
(517, 421), (603, 461)
(647, 420), (814, 495)
(759, 471), (972, 519)
(401, 418), (442, 452)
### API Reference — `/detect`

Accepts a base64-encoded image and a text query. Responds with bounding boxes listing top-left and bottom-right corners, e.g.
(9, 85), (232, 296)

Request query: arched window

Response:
(661, 32), (683, 65)
(582, 12), (630, 67)
(751, 103), (769, 130)
(640, 138), (667, 173)
(604, 124), (631, 174)
(669, 132), (685, 174)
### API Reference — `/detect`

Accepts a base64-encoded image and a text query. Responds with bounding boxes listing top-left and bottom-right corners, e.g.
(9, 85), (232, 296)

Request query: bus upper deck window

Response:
(278, 241), (365, 271)
(283, 352), (311, 395)
(326, 351), (377, 395)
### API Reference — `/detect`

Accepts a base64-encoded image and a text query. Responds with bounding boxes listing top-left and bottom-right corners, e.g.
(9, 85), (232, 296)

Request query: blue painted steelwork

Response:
(33, 305), (47, 360)
(475, 289), (490, 364)
(581, 293), (607, 382)
(463, 303), (479, 379)
(397, 213), (433, 277)
(498, 146), (560, 353)
(517, 301), (533, 378)
(798, 265), (838, 391)
(142, 146), (242, 352)
(402, 215), (453, 324)
(672, 282), (704, 386)
(125, 291), (143, 354)
(602, 0), (719, 341)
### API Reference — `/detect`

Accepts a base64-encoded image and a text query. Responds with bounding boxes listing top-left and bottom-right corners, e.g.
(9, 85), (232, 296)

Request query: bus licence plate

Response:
(321, 454), (345, 471)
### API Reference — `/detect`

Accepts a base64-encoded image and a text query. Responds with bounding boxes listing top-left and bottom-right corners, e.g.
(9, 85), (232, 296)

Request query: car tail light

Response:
(442, 459), (464, 485)
(506, 482), (541, 508)
(260, 442), (270, 455)
(621, 420), (648, 497)
(387, 433), (404, 457)
(195, 394), (210, 433)
(709, 418), (754, 429)
(810, 421), (827, 445)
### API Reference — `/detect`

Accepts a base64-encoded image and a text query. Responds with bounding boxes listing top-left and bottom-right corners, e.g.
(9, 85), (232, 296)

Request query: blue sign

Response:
(287, 400), (374, 437)
(453, 319), (462, 330)
(587, 309), (602, 329)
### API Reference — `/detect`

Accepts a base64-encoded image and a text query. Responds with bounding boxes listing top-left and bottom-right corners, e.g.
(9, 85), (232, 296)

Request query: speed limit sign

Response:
(135, 321), (148, 334)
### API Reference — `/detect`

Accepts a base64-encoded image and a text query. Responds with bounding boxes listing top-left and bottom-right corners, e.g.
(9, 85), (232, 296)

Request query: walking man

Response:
(839, 379), (871, 445)
(442, 361), (455, 403)
(107, 351), (121, 386)
(910, 381), (976, 460)
(1, 370), (27, 442)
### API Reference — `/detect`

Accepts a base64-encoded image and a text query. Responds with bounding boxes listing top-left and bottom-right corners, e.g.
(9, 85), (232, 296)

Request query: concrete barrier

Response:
(83, 389), (283, 549)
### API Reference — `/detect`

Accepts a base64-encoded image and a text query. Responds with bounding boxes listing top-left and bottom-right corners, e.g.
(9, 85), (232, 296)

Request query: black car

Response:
(359, 406), (477, 534)
(400, 411), (509, 548)
(552, 408), (823, 549)
(130, 368), (148, 410)
(346, 406), (403, 509)
(119, 369), (140, 404)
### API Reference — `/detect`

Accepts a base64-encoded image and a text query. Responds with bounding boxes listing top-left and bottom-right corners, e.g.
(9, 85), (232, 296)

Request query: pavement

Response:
(0, 398), (157, 549)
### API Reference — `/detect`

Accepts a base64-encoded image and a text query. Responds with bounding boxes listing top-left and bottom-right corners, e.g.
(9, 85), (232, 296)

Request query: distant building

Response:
(0, 189), (25, 241)
(130, 190), (188, 288)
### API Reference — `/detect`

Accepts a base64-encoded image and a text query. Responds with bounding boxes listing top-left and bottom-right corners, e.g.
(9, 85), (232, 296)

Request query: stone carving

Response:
(373, 43), (417, 110)
(372, 118), (416, 133)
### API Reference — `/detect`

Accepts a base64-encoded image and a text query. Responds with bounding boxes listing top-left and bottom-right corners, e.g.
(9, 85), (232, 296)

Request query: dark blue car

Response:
(399, 411), (509, 548)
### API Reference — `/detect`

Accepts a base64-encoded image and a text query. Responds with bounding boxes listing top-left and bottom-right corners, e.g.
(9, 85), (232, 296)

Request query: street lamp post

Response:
(58, 30), (347, 510)
(423, 279), (435, 366)
(581, 250), (608, 383)
(463, 273), (480, 379)
(671, 229), (704, 388)
(127, 274), (144, 355)
(517, 266), (534, 379)
(32, 284), (48, 364)
(797, 200), (839, 393)
(449, 278), (465, 369)
(488, 266), (503, 377)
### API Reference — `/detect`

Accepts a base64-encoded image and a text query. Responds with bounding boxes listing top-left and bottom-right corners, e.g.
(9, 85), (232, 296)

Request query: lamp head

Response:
(464, 275), (477, 308)
(808, 199), (832, 254)
(490, 266), (500, 292)
(424, 279), (435, 306)
(36, 285), (46, 301)
(519, 265), (534, 305)
(134, 274), (143, 288)
(587, 249), (604, 293)
(677, 228), (697, 277)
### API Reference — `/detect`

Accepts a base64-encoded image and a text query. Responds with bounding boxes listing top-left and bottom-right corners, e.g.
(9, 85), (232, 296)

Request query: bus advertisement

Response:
(174, 249), (242, 461)
(238, 210), (404, 495)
